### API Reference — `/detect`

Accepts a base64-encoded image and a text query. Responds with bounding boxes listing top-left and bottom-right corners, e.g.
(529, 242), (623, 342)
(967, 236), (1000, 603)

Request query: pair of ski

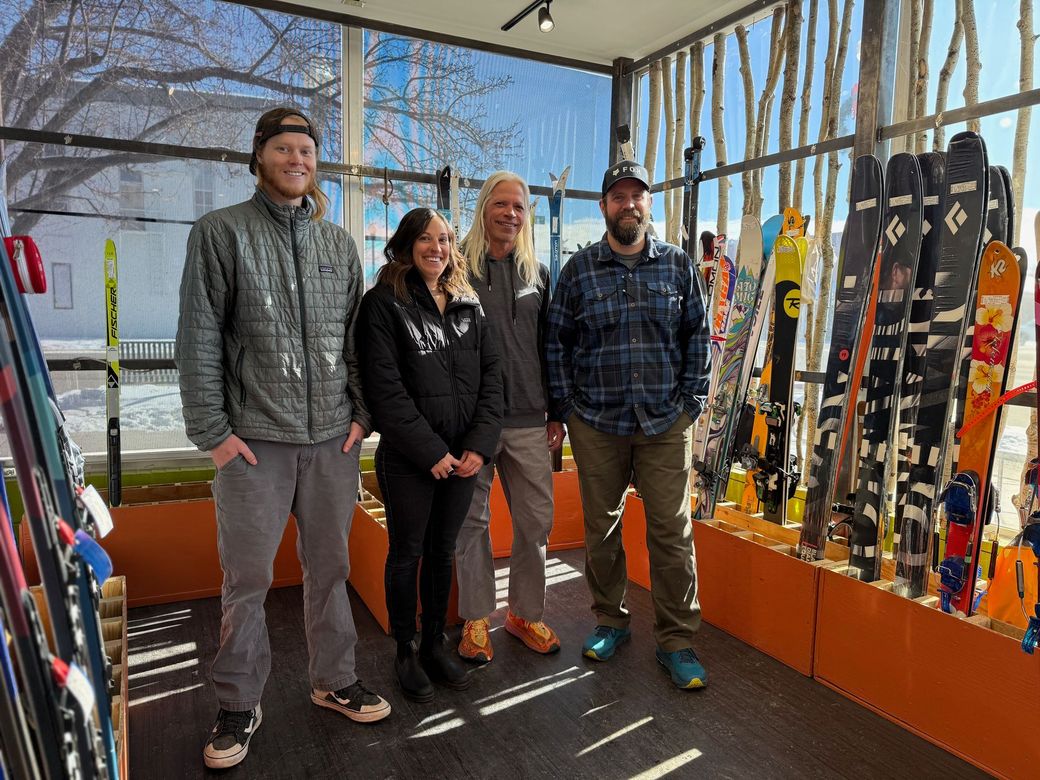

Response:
(435, 165), (460, 239)
(0, 184), (120, 777)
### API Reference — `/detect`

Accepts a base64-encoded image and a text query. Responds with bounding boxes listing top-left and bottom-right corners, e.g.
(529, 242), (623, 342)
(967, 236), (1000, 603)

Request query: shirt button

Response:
(632, 371), (639, 378)
(631, 337), (638, 343)
(629, 302), (636, 308)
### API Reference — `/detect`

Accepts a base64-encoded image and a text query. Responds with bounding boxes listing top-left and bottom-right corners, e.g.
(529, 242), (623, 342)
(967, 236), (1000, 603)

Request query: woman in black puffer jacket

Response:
(358, 207), (503, 702)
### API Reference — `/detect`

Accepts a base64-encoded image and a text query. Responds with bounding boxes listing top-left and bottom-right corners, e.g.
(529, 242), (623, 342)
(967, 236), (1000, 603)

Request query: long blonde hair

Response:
(461, 171), (540, 288)
(378, 209), (475, 302)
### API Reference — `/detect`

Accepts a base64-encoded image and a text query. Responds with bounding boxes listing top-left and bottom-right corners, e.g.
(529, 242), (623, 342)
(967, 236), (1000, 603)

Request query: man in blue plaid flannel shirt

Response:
(545, 160), (711, 689)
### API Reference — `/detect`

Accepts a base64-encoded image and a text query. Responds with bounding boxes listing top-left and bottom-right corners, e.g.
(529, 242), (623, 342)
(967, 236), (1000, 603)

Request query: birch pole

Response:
(961, 0), (981, 133)
(736, 25), (757, 216)
(1013, 0), (1036, 524)
(793, 0), (818, 211)
(907, 0), (922, 127)
(672, 50), (688, 245)
(778, 0), (803, 212)
(662, 55), (676, 240)
(934, 2), (964, 151)
(752, 7), (788, 216)
(712, 32), (729, 236)
(803, 0), (854, 472)
(690, 42), (705, 140)
(915, 0), (934, 153)
(644, 59), (663, 178)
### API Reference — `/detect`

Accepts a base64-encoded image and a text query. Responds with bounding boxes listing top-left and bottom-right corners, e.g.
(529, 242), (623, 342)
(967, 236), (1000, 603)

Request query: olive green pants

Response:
(567, 413), (700, 651)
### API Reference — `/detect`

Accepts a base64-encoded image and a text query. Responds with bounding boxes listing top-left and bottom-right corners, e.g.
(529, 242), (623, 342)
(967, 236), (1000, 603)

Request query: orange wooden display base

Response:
(620, 496), (840, 676)
(814, 566), (1038, 779)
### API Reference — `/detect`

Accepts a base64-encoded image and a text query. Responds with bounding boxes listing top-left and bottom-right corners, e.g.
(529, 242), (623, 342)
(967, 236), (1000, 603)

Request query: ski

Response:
(548, 167), (571, 290)
(692, 215), (762, 518)
(846, 152), (923, 581)
(1, 186), (118, 777)
(891, 130), (989, 597)
(938, 241), (1024, 615)
(891, 151), (946, 577)
(681, 137), (707, 259)
(449, 167), (461, 237)
(105, 240), (121, 508)
(797, 155), (884, 561)
(436, 165), (452, 229)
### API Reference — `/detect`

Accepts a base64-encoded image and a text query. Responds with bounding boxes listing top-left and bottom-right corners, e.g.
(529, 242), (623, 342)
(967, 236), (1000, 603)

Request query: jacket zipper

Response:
(236, 346), (246, 405)
(289, 207), (314, 441)
(437, 292), (464, 442)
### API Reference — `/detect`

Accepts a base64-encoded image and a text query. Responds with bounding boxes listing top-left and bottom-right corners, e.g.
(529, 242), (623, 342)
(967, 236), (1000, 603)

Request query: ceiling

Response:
(280, 0), (770, 69)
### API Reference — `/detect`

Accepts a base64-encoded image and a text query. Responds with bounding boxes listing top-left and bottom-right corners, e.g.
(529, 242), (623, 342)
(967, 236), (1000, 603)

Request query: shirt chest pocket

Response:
(645, 280), (680, 324)
(579, 284), (622, 330)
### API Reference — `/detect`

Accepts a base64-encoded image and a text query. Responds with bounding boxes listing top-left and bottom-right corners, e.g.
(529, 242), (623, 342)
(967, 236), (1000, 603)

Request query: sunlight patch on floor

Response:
(576, 716), (654, 756)
(627, 747), (704, 779)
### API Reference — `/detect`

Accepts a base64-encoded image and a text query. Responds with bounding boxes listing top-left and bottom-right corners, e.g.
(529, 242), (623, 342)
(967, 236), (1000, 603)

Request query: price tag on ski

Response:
(53, 657), (97, 718)
(77, 484), (114, 538)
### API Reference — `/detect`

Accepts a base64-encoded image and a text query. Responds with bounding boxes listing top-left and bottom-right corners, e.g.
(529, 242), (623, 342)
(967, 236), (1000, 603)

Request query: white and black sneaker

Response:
(203, 705), (262, 769)
(311, 680), (391, 723)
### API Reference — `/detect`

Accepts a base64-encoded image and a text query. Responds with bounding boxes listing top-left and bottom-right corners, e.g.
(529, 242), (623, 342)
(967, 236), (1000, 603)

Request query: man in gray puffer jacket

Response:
(176, 107), (390, 771)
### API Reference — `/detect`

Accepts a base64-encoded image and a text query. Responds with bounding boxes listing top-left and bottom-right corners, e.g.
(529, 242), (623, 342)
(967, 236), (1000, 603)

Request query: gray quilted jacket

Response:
(175, 187), (370, 452)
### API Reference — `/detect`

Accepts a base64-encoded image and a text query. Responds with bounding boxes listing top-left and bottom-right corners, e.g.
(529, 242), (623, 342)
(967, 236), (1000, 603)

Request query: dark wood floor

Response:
(127, 549), (986, 779)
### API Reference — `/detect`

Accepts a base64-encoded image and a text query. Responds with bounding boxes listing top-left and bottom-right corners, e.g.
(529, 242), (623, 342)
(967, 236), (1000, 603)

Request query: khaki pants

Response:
(455, 426), (555, 621)
(567, 413), (700, 651)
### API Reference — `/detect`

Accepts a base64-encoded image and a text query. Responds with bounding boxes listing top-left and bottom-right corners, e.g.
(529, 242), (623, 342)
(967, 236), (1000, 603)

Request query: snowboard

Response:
(692, 215), (763, 518)
(797, 155), (885, 561)
(755, 235), (803, 523)
(847, 152), (923, 581)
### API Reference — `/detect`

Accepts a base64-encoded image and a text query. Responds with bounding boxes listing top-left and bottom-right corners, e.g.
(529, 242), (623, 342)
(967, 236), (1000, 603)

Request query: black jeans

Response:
(376, 443), (478, 642)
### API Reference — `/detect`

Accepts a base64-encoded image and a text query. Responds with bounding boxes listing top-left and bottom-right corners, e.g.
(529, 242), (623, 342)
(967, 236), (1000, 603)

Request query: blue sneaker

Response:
(582, 625), (631, 661)
(656, 647), (708, 689)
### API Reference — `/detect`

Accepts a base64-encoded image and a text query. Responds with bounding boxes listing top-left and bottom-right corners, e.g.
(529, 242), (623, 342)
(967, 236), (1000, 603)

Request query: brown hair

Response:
(250, 106), (329, 221)
(378, 208), (475, 302)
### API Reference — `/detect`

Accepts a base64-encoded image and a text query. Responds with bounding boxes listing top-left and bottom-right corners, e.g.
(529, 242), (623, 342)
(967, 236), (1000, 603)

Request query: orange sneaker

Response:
(458, 617), (493, 663)
(504, 611), (561, 654)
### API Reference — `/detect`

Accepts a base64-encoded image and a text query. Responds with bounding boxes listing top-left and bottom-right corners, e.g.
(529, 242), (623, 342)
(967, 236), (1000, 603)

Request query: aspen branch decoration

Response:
(712, 32), (729, 235)
(793, 0), (818, 210)
(672, 50), (688, 245)
(736, 24), (757, 216)
(961, 0), (981, 133)
(689, 41), (705, 143)
(778, 0), (802, 212)
(663, 55), (676, 240)
(934, 0), (964, 151)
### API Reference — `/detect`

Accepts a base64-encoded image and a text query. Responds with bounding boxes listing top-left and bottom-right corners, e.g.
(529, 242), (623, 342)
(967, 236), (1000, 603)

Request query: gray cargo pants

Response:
(455, 426), (555, 621)
(210, 436), (361, 710)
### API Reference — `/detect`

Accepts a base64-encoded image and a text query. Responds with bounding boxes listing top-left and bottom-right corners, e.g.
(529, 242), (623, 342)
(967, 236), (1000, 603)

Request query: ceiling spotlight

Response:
(538, 1), (555, 33)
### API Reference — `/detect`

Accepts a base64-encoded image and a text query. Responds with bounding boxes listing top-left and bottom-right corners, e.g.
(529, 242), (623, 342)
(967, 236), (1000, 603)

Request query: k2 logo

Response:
(990, 258), (1007, 278)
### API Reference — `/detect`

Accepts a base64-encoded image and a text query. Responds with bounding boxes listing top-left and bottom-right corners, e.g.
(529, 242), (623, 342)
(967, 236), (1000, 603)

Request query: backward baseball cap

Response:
(601, 160), (651, 197)
(249, 107), (320, 175)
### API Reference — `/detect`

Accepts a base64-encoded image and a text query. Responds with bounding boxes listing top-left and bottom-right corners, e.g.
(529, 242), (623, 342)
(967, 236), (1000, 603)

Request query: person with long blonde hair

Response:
(359, 208), (503, 702)
(454, 172), (564, 665)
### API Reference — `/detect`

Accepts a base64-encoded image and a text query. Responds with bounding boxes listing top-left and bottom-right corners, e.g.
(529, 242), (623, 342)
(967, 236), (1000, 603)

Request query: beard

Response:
(606, 209), (646, 246)
(257, 162), (313, 202)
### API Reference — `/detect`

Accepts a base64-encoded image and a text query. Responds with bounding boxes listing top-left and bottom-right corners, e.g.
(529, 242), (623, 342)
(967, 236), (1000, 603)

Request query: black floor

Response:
(126, 550), (986, 779)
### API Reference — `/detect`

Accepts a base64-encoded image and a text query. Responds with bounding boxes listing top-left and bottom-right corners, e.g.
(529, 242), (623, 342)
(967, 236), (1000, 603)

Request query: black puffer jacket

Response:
(358, 269), (503, 471)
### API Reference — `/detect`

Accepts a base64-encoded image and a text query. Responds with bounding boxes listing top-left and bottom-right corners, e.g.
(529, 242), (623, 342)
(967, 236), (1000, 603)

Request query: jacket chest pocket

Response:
(645, 280), (680, 325)
(579, 284), (622, 330)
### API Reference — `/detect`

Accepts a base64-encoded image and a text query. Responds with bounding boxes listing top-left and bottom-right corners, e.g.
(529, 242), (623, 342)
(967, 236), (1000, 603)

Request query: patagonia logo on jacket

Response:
(319, 265), (334, 274)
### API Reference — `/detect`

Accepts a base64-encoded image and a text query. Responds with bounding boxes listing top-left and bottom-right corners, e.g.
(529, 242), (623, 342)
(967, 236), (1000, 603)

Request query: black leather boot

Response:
(395, 640), (434, 703)
(420, 623), (472, 690)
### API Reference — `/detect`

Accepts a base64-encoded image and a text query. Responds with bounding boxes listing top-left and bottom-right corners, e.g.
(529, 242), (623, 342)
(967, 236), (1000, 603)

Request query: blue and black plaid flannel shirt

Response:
(546, 236), (710, 437)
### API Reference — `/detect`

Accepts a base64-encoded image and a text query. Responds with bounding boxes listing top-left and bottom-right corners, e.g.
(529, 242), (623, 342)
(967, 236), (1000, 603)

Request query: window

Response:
(194, 170), (215, 220)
